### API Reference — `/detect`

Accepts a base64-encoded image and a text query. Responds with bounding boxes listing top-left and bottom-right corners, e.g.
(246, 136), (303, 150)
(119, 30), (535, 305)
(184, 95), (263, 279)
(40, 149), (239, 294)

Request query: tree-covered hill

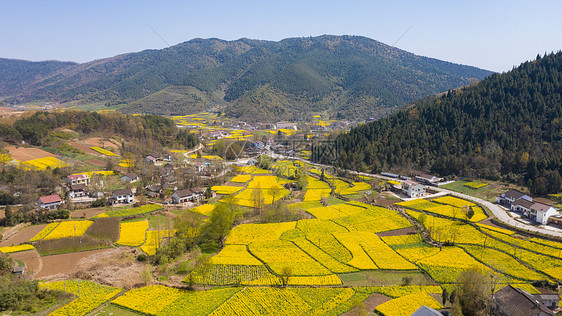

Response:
(318, 52), (562, 194)
(0, 59), (76, 97)
(0, 36), (492, 120)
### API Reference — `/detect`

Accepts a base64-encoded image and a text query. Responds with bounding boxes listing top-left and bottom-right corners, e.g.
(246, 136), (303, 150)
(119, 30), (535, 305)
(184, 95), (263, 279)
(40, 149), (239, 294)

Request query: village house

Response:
(529, 203), (559, 225)
(497, 190), (559, 225)
(257, 122), (275, 130)
(66, 174), (91, 186)
(121, 173), (139, 183)
(496, 189), (532, 208)
(37, 194), (62, 210)
(68, 184), (87, 198)
(401, 180), (427, 198)
(145, 184), (162, 198)
(492, 285), (555, 316)
(275, 122), (298, 130)
(172, 188), (203, 204)
(414, 173), (443, 185)
(411, 306), (444, 316)
(111, 189), (134, 205)
(146, 153), (165, 164)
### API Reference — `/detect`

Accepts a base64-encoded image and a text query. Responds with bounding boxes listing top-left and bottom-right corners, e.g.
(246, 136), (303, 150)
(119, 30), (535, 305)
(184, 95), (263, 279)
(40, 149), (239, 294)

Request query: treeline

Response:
(0, 110), (198, 149)
(316, 52), (562, 195)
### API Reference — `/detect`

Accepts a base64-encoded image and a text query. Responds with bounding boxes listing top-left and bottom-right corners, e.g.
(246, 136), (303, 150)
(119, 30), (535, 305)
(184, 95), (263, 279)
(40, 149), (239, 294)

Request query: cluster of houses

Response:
(496, 189), (559, 225)
(36, 150), (215, 211)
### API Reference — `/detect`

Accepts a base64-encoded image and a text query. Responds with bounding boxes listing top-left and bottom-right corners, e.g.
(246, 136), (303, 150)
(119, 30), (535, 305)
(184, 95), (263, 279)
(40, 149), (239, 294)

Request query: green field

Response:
(441, 180), (507, 201)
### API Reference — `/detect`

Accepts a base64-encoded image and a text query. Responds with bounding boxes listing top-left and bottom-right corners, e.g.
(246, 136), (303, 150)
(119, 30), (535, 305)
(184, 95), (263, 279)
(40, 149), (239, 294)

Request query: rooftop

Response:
(114, 189), (133, 196)
(39, 194), (62, 204)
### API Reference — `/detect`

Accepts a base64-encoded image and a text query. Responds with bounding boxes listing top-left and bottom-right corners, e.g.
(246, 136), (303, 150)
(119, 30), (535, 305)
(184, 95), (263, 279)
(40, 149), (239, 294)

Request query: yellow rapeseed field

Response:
(116, 220), (149, 247)
(375, 291), (443, 316)
(40, 280), (121, 316)
(112, 285), (184, 315)
(226, 222), (296, 245)
(0, 244), (35, 253)
(31, 221), (93, 240)
(90, 147), (119, 156)
(212, 185), (244, 195)
(189, 204), (216, 216)
(332, 232), (378, 270)
(209, 244), (263, 266)
(141, 229), (176, 255)
(21, 157), (70, 170)
(248, 240), (333, 276)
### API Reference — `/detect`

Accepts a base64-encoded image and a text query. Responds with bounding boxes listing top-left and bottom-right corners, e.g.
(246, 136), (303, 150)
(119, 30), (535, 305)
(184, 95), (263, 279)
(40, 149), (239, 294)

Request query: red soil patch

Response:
(83, 137), (120, 150)
(0, 224), (48, 247)
(377, 226), (417, 237)
(71, 208), (107, 219)
(341, 293), (391, 315)
(68, 141), (99, 155)
(85, 159), (107, 167)
(5, 146), (54, 161)
(479, 218), (505, 229)
(73, 247), (149, 289)
(9, 249), (41, 276)
(35, 248), (112, 279)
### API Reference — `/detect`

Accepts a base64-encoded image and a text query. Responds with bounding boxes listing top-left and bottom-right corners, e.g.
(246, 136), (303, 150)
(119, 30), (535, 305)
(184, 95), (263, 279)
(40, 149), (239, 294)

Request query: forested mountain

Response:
(0, 36), (492, 120)
(317, 52), (562, 194)
(0, 59), (76, 96)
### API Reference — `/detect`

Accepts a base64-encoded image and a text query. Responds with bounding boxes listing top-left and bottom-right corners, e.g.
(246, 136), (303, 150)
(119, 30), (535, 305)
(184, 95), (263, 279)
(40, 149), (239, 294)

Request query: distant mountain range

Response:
(319, 52), (562, 194)
(0, 35), (492, 121)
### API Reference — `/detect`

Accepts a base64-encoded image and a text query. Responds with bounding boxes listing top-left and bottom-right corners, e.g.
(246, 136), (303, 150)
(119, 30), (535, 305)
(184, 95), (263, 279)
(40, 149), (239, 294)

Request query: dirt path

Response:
(35, 248), (113, 279)
(5, 146), (54, 161)
(0, 224), (47, 246)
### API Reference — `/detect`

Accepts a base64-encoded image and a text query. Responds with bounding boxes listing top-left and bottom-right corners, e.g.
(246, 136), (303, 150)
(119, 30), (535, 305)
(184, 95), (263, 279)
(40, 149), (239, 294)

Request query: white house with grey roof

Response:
(498, 189), (559, 225)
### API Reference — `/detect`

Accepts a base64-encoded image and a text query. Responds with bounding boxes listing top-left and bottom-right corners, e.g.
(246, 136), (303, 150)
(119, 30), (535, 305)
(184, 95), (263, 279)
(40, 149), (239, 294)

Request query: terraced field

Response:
(8, 157), (562, 315)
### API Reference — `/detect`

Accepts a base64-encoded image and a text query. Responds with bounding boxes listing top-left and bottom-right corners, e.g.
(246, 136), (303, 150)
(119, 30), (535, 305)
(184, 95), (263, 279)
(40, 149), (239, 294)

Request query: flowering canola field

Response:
(31, 220), (93, 240)
(40, 280), (121, 316)
(90, 147), (119, 156)
(95, 204), (162, 218)
(141, 229), (176, 255)
(116, 220), (149, 246)
(375, 291), (442, 316)
(21, 157), (70, 170)
(0, 244), (35, 253)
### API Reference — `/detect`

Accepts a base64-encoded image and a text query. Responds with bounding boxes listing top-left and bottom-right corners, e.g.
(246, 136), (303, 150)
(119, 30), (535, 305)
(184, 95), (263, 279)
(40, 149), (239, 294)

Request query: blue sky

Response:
(1, 0), (561, 72)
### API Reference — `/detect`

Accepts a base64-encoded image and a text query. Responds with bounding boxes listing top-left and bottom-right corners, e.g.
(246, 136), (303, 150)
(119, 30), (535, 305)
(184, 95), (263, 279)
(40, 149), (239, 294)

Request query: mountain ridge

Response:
(0, 35), (492, 120)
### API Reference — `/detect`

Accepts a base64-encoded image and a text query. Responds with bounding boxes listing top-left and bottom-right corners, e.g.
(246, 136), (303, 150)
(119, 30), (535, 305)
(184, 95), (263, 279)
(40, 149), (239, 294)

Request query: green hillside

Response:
(320, 52), (562, 194)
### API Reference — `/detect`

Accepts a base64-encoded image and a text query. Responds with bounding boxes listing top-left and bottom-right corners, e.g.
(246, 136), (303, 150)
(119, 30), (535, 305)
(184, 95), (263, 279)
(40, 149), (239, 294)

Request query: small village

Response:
(0, 110), (561, 316)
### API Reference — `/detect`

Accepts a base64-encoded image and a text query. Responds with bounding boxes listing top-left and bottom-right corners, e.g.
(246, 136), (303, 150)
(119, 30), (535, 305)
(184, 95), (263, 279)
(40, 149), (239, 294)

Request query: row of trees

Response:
(1, 111), (198, 149)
